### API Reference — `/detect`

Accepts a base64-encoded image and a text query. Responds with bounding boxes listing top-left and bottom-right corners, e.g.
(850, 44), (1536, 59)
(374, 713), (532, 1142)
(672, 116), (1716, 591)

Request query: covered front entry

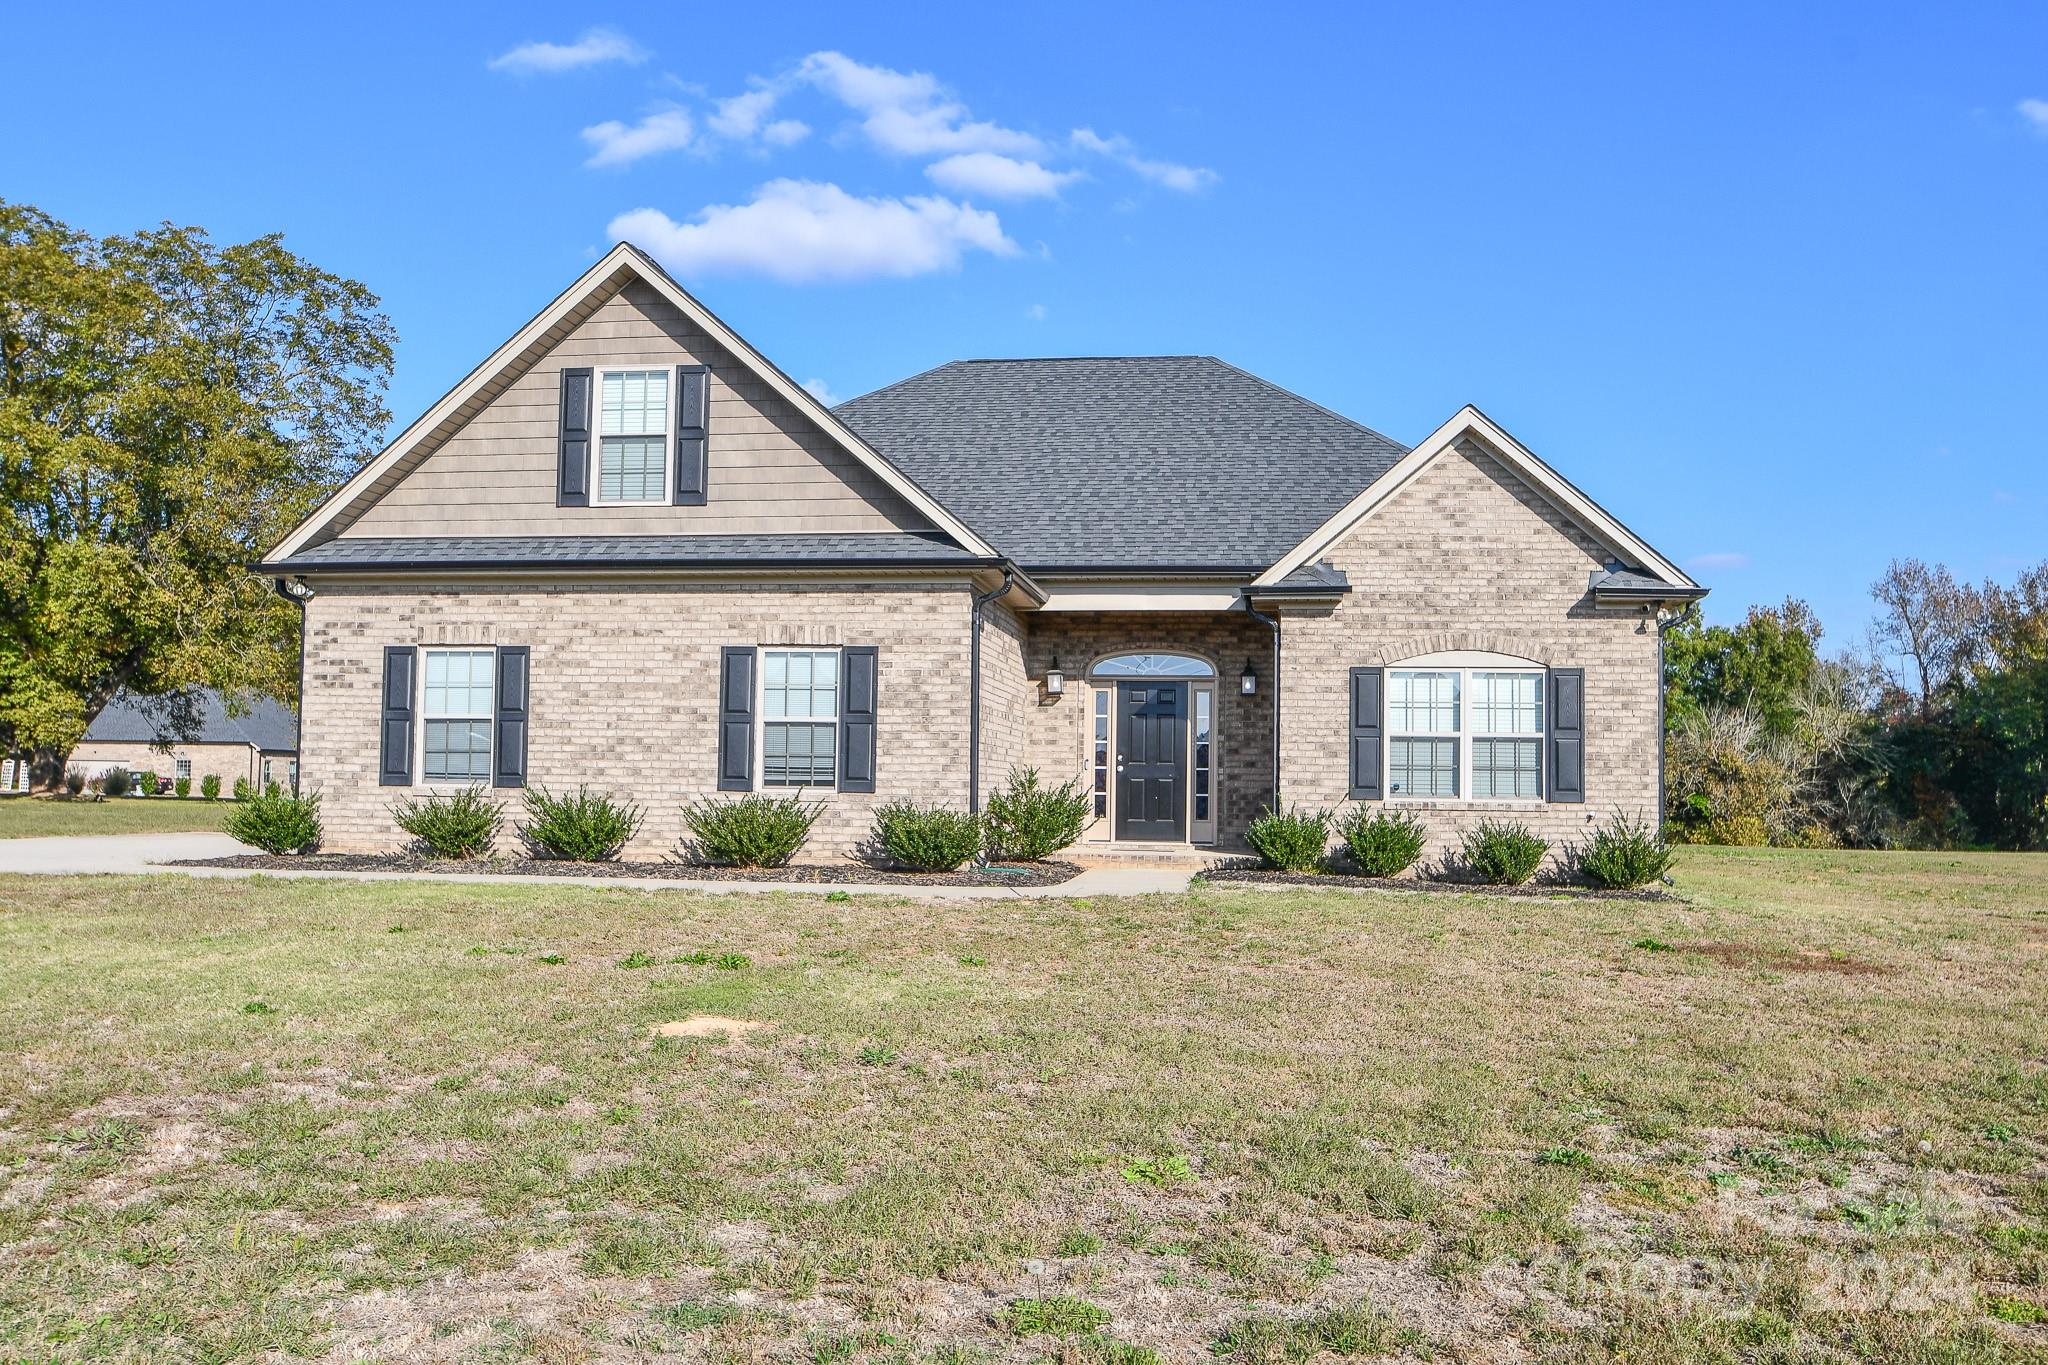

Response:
(1012, 613), (1273, 853)
(1085, 652), (1217, 845)
(1115, 681), (1187, 840)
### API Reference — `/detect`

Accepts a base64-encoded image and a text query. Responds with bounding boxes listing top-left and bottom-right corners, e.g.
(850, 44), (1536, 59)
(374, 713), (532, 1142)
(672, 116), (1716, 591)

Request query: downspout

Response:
(1242, 598), (1282, 812)
(272, 577), (313, 794)
(1654, 603), (1682, 831)
(968, 567), (1016, 814)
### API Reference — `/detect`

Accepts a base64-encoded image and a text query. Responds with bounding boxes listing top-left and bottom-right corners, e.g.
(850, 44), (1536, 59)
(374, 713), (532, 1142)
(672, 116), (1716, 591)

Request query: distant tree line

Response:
(1664, 559), (2048, 850)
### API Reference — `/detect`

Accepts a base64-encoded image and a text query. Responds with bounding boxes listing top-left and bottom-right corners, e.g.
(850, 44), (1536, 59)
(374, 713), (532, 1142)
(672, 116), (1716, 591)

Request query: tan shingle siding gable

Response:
(342, 281), (931, 540)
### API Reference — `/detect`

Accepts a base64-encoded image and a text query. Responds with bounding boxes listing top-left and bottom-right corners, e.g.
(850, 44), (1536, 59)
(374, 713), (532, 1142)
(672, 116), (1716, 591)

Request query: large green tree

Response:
(0, 202), (393, 782)
(1662, 597), (1826, 739)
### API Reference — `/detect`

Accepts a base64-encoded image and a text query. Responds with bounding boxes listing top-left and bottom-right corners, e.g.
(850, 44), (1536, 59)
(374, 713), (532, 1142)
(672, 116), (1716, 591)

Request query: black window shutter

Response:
(1548, 668), (1586, 803)
(839, 646), (878, 793)
(1348, 666), (1384, 800)
(379, 646), (416, 786)
(717, 646), (755, 791)
(674, 364), (708, 506)
(493, 646), (530, 789)
(557, 367), (592, 507)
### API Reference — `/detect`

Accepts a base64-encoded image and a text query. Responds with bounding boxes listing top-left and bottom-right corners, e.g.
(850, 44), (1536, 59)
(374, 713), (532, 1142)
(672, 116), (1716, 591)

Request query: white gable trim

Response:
(267, 244), (998, 562)
(1253, 405), (1697, 590)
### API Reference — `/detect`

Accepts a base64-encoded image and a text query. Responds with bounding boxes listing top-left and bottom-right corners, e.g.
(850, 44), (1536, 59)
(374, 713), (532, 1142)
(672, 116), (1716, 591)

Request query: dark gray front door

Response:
(1116, 682), (1186, 841)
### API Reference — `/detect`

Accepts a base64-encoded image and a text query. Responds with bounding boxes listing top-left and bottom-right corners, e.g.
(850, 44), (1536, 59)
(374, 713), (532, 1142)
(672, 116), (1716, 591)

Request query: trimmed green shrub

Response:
(173, 775), (192, 798)
(264, 780), (281, 798)
(1571, 810), (1674, 889)
(224, 789), (323, 855)
(1246, 805), (1332, 873)
(872, 801), (984, 872)
(680, 793), (821, 868)
(63, 766), (86, 796)
(232, 777), (251, 802)
(137, 770), (159, 796)
(388, 785), (504, 860)
(101, 768), (132, 798)
(518, 786), (644, 861)
(1337, 806), (1427, 877)
(200, 773), (222, 801)
(1457, 818), (1549, 885)
(984, 767), (1089, 861)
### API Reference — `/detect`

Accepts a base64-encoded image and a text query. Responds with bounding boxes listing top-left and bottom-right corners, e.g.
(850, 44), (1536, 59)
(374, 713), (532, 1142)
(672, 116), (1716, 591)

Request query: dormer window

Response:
(596, 369), (669, 504)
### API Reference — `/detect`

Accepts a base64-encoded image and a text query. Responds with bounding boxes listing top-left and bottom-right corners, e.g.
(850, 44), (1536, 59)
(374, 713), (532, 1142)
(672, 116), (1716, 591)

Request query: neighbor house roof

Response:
(834, 357), (1411, 573)
(265, 533), (993, 574)
(84, 690), (298, 752)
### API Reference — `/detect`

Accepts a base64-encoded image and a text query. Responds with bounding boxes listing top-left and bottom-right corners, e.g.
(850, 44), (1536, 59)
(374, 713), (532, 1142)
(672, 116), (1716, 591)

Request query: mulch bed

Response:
(1200, 859), (1677, 902)
(169, 852), (1081, 887)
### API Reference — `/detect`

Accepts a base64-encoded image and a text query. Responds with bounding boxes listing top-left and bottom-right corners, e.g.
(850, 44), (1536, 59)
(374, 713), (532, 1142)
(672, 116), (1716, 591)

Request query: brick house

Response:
(65, 690), (298, 794)
(258, 244), (1705, 860)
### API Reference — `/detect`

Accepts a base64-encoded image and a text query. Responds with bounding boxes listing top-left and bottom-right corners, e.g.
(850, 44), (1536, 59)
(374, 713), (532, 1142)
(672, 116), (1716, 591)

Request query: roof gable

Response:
(1253, 406), (1699, 594)
(267, 245), (997, 562)
(833, 356), (1409, 572)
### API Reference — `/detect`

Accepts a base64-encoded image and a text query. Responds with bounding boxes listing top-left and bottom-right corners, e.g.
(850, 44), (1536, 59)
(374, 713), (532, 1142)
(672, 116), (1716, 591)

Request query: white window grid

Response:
(595, 368), (669, 505)
(1387, 666), (1546, 802)
(759, 648), (839, 788)
(421, 648), (495, 785)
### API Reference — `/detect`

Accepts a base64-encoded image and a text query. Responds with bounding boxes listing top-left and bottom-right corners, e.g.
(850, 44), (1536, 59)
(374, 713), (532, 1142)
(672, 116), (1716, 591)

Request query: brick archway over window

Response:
(1371, 631), (1555, 667)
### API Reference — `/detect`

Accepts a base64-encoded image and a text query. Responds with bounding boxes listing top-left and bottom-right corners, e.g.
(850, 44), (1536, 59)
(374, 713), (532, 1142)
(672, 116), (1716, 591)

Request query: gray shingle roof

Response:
(85, 690), (298, 752)
(1276, 561), (1351, 590)
(1588, 567), (1705, 599)
(835, 357), (1410, 572)
(266, 533), (990, 573)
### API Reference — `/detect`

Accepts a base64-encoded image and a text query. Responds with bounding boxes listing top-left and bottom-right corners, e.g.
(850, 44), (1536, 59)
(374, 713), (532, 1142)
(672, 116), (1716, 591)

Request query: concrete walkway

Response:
(0, 833), (1193, 899)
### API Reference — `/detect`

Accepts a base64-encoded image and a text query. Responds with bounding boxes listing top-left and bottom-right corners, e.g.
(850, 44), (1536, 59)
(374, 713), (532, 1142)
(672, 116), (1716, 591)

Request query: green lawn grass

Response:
(2, 847), (2045, 1362)
(0, 794), (227, 838)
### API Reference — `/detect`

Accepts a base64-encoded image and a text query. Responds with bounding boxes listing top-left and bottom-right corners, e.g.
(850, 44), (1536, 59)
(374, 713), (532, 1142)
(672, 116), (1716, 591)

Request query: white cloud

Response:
(1071, 128), (1217, 192)
(489, 28), (645, 74)
(802, 378), (845, 406)
(794, 52), (1042, 156)
(2021, 98), (2048, 136)
(1686, 552), (1749, 572)
(610, 179), (1018, 283)
(926, 152), (1081, 200)
(762, 119), (811, 146)
(1025, 303), (1048, 322)
(581, 109), (693, 168)
(709, 87), (779, 139)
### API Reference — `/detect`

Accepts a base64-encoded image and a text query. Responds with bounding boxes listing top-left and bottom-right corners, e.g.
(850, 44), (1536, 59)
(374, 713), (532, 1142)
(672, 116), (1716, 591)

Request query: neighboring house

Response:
(70, 690), (299, 793)
(258, 244), (1704, 860)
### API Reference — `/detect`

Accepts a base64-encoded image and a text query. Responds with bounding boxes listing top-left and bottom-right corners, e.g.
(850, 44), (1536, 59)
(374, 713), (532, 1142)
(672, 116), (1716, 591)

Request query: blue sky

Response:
(7, 1), (2045, 640)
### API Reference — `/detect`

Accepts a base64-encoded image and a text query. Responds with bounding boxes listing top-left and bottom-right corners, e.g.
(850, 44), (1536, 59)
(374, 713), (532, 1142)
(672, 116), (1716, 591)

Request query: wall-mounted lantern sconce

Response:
(1240, 658), (1258, 695)
(1044, 654), (1066, 697)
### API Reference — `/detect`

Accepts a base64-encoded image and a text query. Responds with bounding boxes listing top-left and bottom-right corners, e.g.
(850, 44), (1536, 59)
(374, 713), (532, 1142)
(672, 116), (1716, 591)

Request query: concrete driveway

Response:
(0, 832), (255, 874)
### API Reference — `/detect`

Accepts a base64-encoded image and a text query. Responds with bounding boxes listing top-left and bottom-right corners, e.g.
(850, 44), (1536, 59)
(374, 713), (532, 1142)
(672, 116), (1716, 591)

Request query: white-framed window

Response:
(1388, 653), (1545, 802)
(421, 648), (495, 784)
(1471, 672), (1543, 798)
(1388, 669), (1462, 798)
(596, 368), (670, 505)
(174, 757), (192, 782)
(759, 648), (838, 787)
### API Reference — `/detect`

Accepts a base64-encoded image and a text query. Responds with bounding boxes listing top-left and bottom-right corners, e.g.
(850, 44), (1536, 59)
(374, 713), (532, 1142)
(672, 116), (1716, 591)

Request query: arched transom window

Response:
(1089, 653), (1215, 678)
